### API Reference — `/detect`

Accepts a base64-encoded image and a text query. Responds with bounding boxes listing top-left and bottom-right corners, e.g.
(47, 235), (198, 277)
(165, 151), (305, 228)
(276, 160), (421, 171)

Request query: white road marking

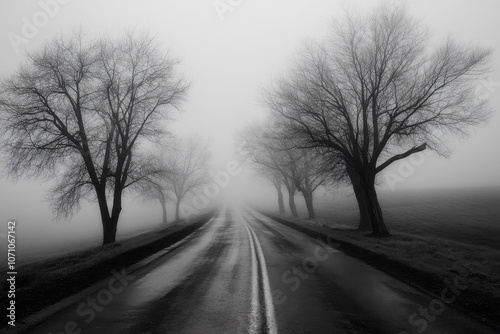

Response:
(240, 211), (278, 334)
(241, 211), (261, 333)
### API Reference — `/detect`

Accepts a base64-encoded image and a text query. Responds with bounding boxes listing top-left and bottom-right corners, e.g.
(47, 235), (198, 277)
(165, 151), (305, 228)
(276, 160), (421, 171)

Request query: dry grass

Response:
(284, 187), (500, 298)
(15, 221), (185, 284)
(303, 187), (500, 249)
(287, 218), (500, 299)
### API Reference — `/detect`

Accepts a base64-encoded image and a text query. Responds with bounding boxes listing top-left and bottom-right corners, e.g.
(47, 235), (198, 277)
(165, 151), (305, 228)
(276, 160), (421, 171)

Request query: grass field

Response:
(293, 186), (500, 249)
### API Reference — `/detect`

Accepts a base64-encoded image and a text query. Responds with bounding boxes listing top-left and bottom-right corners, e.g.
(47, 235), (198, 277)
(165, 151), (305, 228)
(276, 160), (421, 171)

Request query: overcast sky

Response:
(1, 0), (499, 260)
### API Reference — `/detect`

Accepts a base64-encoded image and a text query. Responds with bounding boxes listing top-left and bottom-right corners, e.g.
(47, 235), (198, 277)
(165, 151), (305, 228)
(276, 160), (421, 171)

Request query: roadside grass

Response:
(305, 187), (500, 249)
(287, 187), (500, 298)
(287, 218), (500, 299)
(14, 220), (184, 288)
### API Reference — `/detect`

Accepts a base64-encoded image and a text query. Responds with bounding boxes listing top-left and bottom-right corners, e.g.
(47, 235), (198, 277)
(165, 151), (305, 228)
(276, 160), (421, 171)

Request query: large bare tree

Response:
(266, 5), (492, 235)
(0, 31), (188, 244)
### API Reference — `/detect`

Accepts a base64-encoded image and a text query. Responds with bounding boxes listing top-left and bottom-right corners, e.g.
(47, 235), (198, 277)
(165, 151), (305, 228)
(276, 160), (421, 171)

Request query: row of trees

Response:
(0, 31), (210, 245)
(238, 122), (331, 219)
(0, 5), (493, 242)
(241, 5), (492, 236)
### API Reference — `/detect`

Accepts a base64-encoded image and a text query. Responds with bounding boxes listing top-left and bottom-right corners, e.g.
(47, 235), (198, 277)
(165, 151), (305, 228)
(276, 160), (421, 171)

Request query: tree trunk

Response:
(175, 200), (181, 221)
(103, 187), (123, 244)
(95, 189), (117, 245)
(160, 199), (168, 225)
(347, 168), (371, 231)
(103, 214), (119, 245)
(276, 184), (286, 215)
(303, 191), (315, 219)
(287, 186), (298, 217)
(158, 190), (168, 225)
(359, 171), (389, 236)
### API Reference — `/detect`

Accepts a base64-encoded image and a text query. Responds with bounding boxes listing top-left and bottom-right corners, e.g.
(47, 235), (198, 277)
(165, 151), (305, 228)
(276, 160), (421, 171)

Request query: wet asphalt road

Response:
(27, 208), (497, 334)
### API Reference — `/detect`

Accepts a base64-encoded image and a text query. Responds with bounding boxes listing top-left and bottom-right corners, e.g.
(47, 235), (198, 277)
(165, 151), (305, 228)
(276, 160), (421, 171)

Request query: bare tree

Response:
(166, 137), (210, 221)
(270, 141), (330, 219)
(236, 124), (286, 215)
(269, 170), (286, 215)
(238, 122), (328, 219)
(137, 153), (171, 225)
(248, 159), (286, 215)
(0, 31), (189, 244)
(266, 5), (492, 235)
(238, 122), (299, 217)
(139, 178), (170, 225)
(289, 150), (329, 219)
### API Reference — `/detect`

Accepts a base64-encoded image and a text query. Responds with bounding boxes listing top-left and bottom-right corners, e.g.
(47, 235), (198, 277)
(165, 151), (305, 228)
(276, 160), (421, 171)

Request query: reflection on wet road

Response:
(29, 208), (497, 334)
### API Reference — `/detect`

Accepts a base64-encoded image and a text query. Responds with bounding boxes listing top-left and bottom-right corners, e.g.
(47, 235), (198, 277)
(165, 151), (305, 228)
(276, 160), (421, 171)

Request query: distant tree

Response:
(137, 153), (171, 225)
(268, 171), (286, 215)
(238, 122), (299, 217)
(236, 125), (286, 215)
(0, 31), (189, 244)
(166, 137), (210, 221)
(150, 181), (170, 225)
(267, 138), (330, 219)
(238, 122), (328, 219)
(252, 163), (286, 215)
(265, 4), (492, 235)
(287, 150), (329, 219)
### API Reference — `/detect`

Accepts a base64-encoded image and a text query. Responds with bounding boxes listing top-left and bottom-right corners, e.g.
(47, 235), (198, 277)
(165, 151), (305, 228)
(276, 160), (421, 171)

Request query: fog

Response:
(0, 0), (499, 262)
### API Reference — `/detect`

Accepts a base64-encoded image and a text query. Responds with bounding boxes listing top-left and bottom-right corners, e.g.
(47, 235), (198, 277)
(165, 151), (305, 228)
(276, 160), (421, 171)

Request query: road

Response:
(27, 208), (497, 334)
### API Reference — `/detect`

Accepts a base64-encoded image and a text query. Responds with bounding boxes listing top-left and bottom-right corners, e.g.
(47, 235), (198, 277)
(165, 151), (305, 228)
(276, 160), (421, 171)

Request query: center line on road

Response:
(241, 211), (261, 333)
(240, 211), (278, 334)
